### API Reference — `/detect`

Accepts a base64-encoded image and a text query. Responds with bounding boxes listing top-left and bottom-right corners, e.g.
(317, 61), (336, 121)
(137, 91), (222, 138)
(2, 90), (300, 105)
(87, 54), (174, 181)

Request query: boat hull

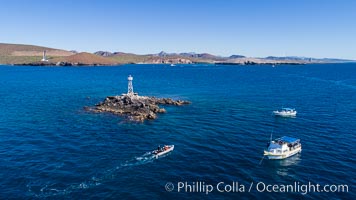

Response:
(264, 148), (301, 160)
(153, 145), (174, 157)
(273, 111), (297, 117)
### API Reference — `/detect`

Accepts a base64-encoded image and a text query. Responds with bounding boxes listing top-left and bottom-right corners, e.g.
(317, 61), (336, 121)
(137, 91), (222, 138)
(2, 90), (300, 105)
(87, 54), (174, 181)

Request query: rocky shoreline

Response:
(86, 94), (190, 122)
(14, 61), (114, 66)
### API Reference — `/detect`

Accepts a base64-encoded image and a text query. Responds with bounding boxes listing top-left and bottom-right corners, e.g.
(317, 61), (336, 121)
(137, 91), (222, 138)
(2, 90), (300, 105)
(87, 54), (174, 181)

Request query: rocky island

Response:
(85, 75), (190, 122)
(89, 94), (190, 122)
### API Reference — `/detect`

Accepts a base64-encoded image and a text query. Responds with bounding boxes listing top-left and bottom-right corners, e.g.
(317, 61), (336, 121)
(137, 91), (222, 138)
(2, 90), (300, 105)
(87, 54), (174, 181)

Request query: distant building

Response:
(41, 50), (48, 62)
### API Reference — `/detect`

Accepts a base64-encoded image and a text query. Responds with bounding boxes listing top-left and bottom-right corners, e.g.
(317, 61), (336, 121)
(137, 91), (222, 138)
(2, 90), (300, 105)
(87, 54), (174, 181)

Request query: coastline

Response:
(1, 43), (354, 67)
(9, 61), (353, 67)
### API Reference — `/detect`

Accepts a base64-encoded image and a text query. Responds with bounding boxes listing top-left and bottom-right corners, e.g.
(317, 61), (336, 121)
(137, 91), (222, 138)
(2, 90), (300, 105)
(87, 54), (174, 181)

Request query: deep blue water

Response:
(0, 64), (355, 199)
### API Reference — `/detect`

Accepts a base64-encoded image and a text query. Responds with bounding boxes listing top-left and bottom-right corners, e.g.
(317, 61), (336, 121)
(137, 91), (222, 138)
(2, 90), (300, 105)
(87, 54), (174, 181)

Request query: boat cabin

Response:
(268, 136), (301, 153)
(281, 108), (295, 112)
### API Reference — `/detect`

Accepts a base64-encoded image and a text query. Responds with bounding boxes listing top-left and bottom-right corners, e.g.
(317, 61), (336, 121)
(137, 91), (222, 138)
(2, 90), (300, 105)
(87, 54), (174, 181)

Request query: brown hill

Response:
(109, 52), (151, 63)
(0, 43), (73, 56)
(53, 52), (117, 65)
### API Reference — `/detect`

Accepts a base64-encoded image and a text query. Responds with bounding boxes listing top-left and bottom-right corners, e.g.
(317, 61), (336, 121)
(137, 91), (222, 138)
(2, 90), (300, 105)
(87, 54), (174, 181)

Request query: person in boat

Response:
(157, 145), (161, 152)
(164, 145), (169, 151)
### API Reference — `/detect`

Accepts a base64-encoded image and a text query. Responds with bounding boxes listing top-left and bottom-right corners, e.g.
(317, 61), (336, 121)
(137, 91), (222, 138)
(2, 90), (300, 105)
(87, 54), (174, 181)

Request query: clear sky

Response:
(0, 0), (355, 59)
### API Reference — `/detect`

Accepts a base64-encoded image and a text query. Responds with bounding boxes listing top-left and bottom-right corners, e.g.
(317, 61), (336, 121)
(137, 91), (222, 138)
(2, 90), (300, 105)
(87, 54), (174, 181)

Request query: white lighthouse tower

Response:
(41, 50), (48, 62)
(127, 75), (134, 95)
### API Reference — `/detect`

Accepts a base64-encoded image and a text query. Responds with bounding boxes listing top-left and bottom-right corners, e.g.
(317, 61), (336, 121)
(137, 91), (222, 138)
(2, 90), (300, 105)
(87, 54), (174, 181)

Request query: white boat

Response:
(273, 108), (297, 117)
(264, 136), (302, 159)
(152, 145), (174, 157)
(170, 64), (176, 67)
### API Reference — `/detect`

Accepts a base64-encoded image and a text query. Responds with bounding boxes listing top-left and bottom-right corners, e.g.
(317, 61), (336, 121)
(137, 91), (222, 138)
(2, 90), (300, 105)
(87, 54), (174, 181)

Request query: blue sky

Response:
(0, 0), (355, 59)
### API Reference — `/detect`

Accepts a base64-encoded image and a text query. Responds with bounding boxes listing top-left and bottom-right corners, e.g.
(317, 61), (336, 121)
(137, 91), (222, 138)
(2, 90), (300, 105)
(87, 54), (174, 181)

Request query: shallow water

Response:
(0, 63), (355, 199)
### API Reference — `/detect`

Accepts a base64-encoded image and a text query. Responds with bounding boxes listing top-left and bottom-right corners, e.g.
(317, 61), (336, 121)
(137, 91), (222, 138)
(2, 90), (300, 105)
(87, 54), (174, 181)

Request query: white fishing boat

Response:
(273, 108), (297, 117)
(152, 145), (174, 157)
(264, 136), (302, 159)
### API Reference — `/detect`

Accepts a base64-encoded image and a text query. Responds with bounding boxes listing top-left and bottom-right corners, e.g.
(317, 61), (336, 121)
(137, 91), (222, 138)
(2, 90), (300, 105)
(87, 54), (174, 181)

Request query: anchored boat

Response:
(273, 108), (297, 117)
(264, 136), (302, 159)
(152, 145), (174, 158)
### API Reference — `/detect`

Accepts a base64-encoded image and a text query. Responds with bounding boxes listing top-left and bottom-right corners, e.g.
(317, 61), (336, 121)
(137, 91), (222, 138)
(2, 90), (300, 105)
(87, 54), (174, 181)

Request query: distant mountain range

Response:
(95, 50), (245, 60)
(0, 43), (353, 66)
(264, 56), (353, 62)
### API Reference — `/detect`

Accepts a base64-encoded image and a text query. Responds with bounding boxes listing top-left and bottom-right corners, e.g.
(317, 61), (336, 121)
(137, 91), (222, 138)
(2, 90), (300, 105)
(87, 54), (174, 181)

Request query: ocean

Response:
(0, 64), (354, 199)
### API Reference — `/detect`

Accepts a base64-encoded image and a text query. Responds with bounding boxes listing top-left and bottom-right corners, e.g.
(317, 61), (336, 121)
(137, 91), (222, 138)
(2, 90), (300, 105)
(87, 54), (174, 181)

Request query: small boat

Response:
(264, 136), (302, 159)
(273, 108), (297, 117)
(152, 145), (174, 157)
(170, 64), (176, 67)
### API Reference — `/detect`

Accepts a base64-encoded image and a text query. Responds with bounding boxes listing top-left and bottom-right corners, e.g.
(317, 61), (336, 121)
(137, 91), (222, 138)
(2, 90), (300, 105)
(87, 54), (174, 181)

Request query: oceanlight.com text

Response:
(165, 181), (349, 195)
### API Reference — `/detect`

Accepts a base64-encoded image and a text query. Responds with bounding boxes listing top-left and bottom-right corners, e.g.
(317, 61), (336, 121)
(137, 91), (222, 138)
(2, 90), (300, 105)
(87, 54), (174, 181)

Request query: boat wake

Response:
(27, 152), (157, 198)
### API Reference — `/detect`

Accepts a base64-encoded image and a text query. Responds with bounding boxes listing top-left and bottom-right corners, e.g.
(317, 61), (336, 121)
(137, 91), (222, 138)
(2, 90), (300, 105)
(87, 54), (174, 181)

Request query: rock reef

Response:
(87, 94), (190, 122)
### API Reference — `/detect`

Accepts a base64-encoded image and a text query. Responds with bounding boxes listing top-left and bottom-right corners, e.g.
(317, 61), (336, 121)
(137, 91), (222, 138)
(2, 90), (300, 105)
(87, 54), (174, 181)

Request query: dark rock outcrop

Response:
(88, 94), (190, 122)
(94, 51), (114, 57)
(56, 61), (73, 66)
(229, 55), (246, 59)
